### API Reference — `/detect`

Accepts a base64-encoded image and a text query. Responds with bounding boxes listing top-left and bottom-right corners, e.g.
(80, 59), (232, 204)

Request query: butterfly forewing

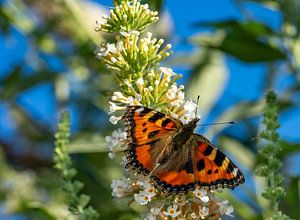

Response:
(123, 106), (181, 145)
(123, 106), (181, 175)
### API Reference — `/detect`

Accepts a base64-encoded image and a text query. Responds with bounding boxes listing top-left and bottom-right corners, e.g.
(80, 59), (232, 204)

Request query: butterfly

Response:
(123, 105), (245, 194)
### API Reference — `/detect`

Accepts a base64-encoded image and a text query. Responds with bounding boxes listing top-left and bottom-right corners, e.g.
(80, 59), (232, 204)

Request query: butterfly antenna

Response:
(195, 95), (200, 118)
(197, 121), (237, 127)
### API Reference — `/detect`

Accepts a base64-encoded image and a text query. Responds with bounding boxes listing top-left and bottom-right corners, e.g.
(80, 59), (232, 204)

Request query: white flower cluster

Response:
(111, 177), (132, 198)
(134, 180), (156, 205)
(105, 128), (127, 159)
(96, 0), (159, 33)
(106, 68), (201, 126)
(218, 200), (234, 217)
(95, 41), (123, 60)
(181, 100), (202, 124)
(95, 31), (171, 79)
(110, 175), (214, 219)
(99, 3), (236, 217)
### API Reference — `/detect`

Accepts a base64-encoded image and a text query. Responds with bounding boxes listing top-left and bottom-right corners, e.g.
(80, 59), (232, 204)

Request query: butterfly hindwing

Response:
(150, 157), (196, 194)
(193, 134), (245, 190)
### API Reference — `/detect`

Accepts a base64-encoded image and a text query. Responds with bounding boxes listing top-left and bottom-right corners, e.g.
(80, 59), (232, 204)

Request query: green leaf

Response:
(215, 35), (286, 62)
(0, 5), (13, 34)
(79, 194), (91, 208)
(194, 20), (274, 37)
(193, 20), (286, 62)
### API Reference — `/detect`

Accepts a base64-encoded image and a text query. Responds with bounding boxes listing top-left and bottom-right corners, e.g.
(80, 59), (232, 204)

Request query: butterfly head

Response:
(184, 118), (200, 132)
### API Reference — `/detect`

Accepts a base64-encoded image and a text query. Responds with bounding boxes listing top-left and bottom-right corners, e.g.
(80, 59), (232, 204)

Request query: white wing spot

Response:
(135, 107), (144, 113)
(233, 168), (238, 177)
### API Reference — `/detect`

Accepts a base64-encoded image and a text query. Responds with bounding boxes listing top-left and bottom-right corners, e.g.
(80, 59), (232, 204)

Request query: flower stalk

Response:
(97, 0), (236, 219)
(53, 112), (99, 220)
(255, 91), (292, 220)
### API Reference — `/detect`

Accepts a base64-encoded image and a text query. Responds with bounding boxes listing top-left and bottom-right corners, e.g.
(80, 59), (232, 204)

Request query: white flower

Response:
(166, 84), (185, 107)
(111, 178), (132, 198)
(106, 43), (117, 55)
(162, 204), (181, 218)
(120, 156), (127, 166)
(145, 32), (153, 44)
(184, 100), (197, 115)
(218, 200), (234, 217)
(120, 30), (140, 37)
(143, 213), (156, 220)
(191, 212), (197, 219)
(102, 14), (108, 19)
(109, 101), (118, 113)
(111, 57), (117, 63)
(193, 188), (209, 203)
(160, 67), (173, 75)
(109, 115), (122, 125)
(166, 84), (178, 100)
(108, 152), (115, 159)
(143, 182), (156, 198)
(94, 46), (106, 58)
(108, 101), (126, 114)
(199, 206), (209, 219)
(180, 100), (201, 124)
(111, 91), (141, 107)
(134, 191), (152, 205)
(142, 207), (161, 220)
(136, 180), (156, 199)
(160, 67), (176, 82)
(112, 91), (127, 101)
(95, 43), (117, 58)
(126, 96), (141, 105)
(135, 94), (142, 102)
(127, 96), (134, 105)
(116, 40), (124, 51)
(225, 205), (234, 217)
(150, 207), (162, 216)
(105, 129), (127, 151)
(137, 77), (144, 86)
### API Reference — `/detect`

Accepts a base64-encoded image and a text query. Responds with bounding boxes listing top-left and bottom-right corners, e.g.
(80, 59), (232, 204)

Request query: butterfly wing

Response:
(150, 158), (197, 194)
(123, 106), (244, 194)
(193, 134), (245, 190)
(123, 106), (182, 175)
(149, 134), (244, 194)
(123, 106), (181, 145)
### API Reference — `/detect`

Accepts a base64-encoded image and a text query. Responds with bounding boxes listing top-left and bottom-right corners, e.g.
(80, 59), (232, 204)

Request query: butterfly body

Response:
(123, 105), (244, 194)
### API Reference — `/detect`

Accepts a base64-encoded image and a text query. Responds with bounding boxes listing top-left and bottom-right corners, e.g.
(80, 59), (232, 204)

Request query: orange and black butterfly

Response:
(123, 105), (245, 194)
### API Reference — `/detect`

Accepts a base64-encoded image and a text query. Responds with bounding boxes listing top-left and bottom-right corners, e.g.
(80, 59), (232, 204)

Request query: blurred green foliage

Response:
(0, 0), (299, 219)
